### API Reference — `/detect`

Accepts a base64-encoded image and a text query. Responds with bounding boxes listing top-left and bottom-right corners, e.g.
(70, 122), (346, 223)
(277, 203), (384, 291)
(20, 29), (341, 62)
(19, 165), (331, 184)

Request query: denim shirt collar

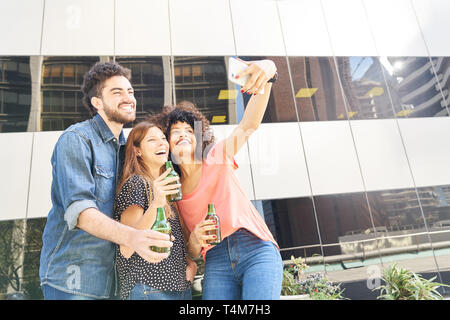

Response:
(92, 113), (126, 146)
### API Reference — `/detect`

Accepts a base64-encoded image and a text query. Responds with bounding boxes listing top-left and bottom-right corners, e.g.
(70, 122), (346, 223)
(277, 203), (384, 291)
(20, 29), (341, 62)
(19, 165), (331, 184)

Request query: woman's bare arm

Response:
(224, 59), (277, 158)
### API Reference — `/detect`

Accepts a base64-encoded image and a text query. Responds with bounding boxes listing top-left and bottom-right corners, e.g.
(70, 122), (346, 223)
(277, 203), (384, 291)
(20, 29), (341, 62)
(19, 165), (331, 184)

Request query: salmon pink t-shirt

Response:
(177, 140), (279, 259)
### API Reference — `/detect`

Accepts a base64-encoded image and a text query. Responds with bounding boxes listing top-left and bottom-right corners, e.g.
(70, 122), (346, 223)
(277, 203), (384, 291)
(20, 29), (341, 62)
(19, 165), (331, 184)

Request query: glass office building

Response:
(0, 0), (449, 300)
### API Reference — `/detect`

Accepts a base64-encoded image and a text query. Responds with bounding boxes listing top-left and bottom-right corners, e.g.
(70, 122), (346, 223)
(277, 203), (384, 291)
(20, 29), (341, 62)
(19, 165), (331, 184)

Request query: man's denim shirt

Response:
(39, 114), (125, 299)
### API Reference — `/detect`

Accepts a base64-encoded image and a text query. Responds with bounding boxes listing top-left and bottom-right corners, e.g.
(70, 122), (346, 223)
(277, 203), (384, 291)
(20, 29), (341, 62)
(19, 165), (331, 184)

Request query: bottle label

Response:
(206, 216), (221, 245)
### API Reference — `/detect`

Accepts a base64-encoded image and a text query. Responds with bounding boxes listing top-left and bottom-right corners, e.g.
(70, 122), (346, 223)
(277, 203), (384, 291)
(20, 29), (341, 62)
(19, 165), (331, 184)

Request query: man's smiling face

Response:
(93, 75), (137, 125)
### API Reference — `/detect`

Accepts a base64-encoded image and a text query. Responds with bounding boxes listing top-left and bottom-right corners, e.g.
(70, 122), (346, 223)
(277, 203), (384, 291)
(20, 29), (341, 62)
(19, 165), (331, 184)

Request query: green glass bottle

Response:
(165, 161), (182, 202)
(151, 207), (172, 254)
(205, 204), (221, 245)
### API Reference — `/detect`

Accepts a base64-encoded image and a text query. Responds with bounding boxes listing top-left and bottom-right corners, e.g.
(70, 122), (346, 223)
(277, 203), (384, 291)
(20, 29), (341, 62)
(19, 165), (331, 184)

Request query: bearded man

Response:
(39, 62), (173, 300)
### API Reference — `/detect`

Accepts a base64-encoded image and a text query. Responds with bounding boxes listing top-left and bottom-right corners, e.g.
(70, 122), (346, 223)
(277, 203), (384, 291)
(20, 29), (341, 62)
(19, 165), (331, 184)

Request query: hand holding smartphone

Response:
(228, 57), (265, 95)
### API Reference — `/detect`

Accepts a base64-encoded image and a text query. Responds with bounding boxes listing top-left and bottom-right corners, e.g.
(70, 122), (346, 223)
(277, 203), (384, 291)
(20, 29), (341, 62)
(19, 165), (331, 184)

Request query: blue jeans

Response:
(128, 283), (192, 300)
(42, 284), (99, 300)
(202, 228), (283, 300)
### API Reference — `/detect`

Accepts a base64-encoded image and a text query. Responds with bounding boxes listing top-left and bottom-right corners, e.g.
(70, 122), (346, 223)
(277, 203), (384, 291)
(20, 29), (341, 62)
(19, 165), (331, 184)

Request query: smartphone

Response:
(228, 57), (264, 94)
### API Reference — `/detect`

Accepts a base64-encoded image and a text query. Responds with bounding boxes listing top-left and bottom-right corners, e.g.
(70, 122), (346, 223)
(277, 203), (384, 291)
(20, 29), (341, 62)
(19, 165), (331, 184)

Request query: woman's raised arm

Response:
(224, 59), (277, 158)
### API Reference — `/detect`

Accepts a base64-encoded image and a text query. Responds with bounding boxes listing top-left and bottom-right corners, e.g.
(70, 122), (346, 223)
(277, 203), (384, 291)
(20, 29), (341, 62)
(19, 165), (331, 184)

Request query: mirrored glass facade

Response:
(174, 56), (231, 124)
(1, 53), (449, 300)
(289, 56), (347, 121)
(41, 57), (97, 131)
(116, 57), (166, 127)
(386, 56), (450, 118)
(0, 57), (31, 132)
(1, 0), (450, 300)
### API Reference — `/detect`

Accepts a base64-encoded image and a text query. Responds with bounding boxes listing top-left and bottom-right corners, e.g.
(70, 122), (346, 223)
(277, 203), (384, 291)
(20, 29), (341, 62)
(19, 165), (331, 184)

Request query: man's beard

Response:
(103, 101), (136, 124)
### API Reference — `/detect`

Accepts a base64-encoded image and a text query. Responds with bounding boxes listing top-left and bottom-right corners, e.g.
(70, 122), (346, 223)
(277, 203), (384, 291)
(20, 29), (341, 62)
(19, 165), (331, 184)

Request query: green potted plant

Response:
(281, 256), (310, 300)
(374, 263), (450, 300)
(304, 273), (346, 300)
(281, 256), (346, 300)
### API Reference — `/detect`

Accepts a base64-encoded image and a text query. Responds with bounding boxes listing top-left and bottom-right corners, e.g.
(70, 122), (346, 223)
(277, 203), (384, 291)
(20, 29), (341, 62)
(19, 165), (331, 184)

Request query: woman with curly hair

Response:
(159, 59), (282, 300)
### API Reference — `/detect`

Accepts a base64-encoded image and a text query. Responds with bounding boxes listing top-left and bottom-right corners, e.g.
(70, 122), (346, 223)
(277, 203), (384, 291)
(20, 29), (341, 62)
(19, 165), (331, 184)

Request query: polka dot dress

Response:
(114, 175), (190, 300)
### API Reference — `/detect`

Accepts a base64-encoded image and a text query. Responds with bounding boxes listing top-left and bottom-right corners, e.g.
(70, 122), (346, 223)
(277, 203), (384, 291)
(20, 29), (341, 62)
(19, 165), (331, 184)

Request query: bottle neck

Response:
(156, 208), (166, 221)
(166, 161), (174, 171)
(207, 204), (215, 215)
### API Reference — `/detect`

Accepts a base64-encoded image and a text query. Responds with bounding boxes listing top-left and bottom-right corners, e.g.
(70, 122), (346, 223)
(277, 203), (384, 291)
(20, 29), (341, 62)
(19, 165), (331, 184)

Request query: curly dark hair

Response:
(81, 61), (132, 116)
(148, 100), (215, 160)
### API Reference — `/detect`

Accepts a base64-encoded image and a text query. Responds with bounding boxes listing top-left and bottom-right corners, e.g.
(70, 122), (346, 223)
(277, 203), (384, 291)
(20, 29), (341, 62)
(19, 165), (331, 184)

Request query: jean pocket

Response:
(130, 284), (162, 300)
(94, 165), (114, 203)
(143, 286), (162, 295)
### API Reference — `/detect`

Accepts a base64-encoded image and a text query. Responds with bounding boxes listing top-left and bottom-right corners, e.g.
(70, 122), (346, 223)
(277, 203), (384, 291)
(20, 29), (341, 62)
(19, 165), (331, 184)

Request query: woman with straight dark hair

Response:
(114, 119), (196, 300)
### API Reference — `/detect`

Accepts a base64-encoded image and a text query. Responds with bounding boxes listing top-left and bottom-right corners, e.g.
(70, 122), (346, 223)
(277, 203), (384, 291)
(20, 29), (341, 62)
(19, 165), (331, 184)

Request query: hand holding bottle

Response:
(189, 219), (218, 252)
(127, 228), (173, 263)
(150, 207), (172, 254)
(151, 168), (181, 208)
(205, 204), (221, 245)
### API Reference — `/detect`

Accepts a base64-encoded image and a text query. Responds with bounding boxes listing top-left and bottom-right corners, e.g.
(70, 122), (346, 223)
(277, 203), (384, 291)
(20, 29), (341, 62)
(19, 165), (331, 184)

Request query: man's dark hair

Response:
(81, 61), (132, 116)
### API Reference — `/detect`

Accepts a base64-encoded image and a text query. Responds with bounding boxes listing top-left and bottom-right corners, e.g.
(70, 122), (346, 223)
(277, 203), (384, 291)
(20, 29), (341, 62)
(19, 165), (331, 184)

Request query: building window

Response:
(0, 57), (31, 133)
(174, 57), (230, 125)
(40, 57), (97, 131)
(116, 57), (165, 127)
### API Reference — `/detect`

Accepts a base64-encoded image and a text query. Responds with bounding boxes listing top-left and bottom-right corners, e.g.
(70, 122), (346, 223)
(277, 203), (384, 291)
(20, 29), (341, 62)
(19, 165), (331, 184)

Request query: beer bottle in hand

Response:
(205, 203), (221, 245)
(151, 207), (172, 254)
(165, 161), (182, 202)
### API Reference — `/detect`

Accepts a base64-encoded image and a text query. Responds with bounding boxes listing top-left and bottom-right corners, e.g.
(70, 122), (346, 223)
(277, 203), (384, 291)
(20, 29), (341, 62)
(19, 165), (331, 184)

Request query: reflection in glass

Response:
(0, 57), (32, 132)
(4, 60), (30, 84)
(367, 188), (442, 281)
(384, 57), (449, 118)
(430, 57), (450, 117)
(174, 57), (231, 125)
(258, 198), (322, 263)
(41, 57), (98, 131)
(368, 188), (425, 229)
(335, 57), (396, 120)
(416, 185), (450, 290)
(0, 218), (46, 300)
(40, 57), (167, 131)
(0, 219), (26, 299)
(314, 193), (376, 259)
(258, 56), (297, 123)
(22, 218), (46, 300)
(172, 56), (298, 125)
(288, 57), (346, 121)
(117, 57), (165, 128)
